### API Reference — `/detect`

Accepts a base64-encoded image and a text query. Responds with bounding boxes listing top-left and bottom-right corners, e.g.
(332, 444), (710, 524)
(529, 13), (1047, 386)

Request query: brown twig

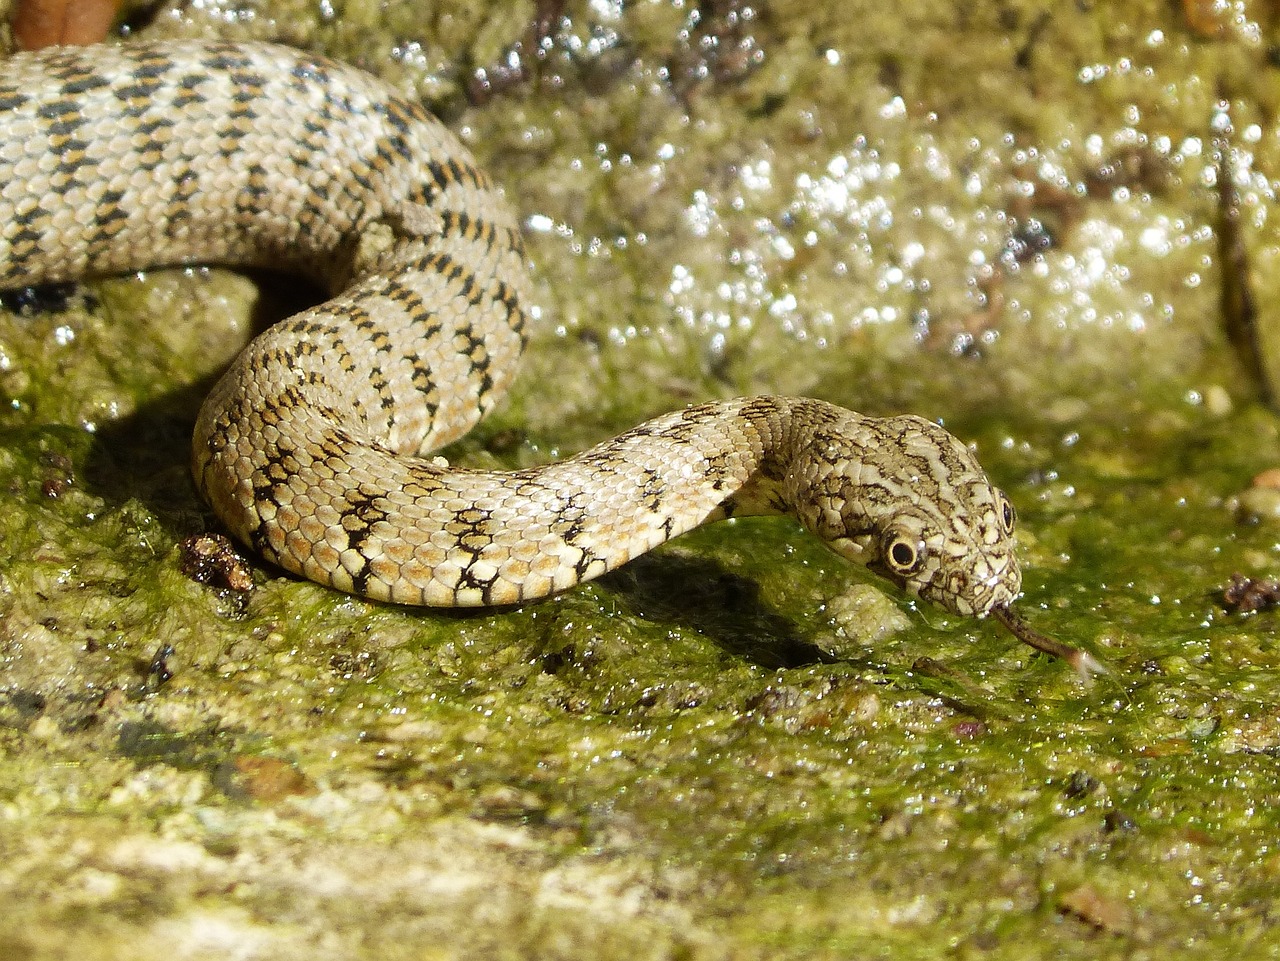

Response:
(991, 605), (1108, 680)
(1216, 136), (1276, 411)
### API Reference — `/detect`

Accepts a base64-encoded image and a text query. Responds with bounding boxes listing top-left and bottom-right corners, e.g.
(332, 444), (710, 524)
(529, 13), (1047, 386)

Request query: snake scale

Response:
(0, 38), (1080, 661)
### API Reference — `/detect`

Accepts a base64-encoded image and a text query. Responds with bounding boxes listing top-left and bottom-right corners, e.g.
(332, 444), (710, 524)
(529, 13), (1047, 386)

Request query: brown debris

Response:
(666, 0), (767, 100)
(1253, 468), (1280, 490)
(1221, 573), (1280, 614)
(1083, 145), (1172, 199)
(179, 534), (255, 593)
(1183, 0), (1229, 38)
(11, 0), (120, 49)
(40, 450), (74, 499)
(1058, 883), (1134, 934)
(229, 756), (315, 803)
(466, 0), (568, 104)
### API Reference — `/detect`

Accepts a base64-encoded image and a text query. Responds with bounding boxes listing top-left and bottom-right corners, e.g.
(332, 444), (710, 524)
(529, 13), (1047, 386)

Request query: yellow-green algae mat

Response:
(2, 2), (1280, 958)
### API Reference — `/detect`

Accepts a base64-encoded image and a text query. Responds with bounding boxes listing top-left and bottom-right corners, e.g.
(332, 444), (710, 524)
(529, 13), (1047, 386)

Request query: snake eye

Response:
(998, 493), (1016, 535)
(882, 530), (925, 576)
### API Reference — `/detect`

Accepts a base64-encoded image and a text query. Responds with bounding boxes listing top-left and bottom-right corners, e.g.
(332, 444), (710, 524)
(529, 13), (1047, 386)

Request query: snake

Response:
(0, 39), (1095, 669)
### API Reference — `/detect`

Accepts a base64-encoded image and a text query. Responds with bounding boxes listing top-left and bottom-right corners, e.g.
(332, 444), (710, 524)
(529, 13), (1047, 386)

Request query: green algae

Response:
(3, 0), (1280, 958)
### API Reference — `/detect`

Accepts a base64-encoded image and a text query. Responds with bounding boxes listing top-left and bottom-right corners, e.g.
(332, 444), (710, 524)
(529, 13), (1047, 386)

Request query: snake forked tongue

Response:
(991, 605), (1107, 680)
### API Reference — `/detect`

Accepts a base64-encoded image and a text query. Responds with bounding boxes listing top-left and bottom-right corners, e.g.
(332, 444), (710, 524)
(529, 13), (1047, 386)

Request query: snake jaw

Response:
(825, 533), (873, 562)
(825, 532), (929, 604)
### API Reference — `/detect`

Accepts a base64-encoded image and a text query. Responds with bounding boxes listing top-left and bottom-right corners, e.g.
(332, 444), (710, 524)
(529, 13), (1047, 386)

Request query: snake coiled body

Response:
(0, 39), (1023, 617)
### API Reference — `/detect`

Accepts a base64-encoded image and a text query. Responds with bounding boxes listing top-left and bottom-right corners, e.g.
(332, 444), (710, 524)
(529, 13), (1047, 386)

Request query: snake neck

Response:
(716, 396), (870, 523)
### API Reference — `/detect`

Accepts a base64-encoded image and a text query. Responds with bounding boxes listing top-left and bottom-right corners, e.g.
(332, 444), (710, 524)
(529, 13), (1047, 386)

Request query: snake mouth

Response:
(990, 605), (1107, 679)
(825, 534), (872, 564)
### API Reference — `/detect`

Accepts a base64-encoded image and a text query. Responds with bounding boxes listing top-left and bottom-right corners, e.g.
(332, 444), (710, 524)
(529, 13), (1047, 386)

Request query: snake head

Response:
(790, 412), (1022, 617)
